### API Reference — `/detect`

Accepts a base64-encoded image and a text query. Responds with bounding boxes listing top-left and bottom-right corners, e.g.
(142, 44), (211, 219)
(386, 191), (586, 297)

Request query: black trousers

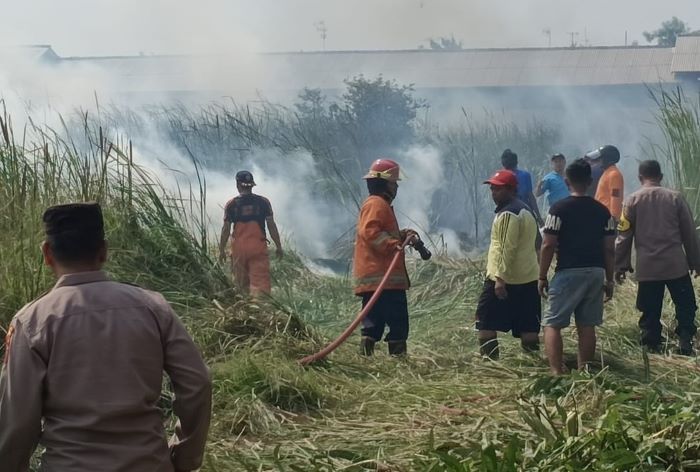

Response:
(636, 274), (698, 346)
(360, 290), (409, 342)
(475, 279), (541, 337)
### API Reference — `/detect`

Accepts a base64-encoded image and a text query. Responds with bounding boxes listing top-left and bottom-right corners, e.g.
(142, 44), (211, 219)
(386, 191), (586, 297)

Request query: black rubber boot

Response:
(678, 336), (695, 356)
(479, 337), (499, 360)
(360, 337), (376, 356)
(640, 330), (666, 351)
(642, 343), (663, 354)
(521, 340), (540, 353)
(388, 340), (407, 357)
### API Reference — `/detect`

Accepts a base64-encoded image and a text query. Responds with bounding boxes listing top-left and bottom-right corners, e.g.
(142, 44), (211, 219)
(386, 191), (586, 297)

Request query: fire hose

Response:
(299, 234), (429, 366)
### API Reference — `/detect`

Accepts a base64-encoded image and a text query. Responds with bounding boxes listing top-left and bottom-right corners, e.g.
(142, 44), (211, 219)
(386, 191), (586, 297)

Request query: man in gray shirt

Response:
(615, 160), (700, 355)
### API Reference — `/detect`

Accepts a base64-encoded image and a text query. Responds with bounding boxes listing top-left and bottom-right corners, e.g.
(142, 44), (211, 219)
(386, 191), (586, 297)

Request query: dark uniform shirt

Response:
(224, 194), (273, 254)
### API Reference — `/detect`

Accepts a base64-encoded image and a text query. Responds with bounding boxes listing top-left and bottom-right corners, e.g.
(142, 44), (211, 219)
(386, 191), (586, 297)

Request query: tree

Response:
(643, 17), (690, 46)
(293, 79), (425, 152)
(290, 77), (426, 207)
(340, 75), (426, 156)
(294, 87), (327, 120)
(427, 35), (464, 51)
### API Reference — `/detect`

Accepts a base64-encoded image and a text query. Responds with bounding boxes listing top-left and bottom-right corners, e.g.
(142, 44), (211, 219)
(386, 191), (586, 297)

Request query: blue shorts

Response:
(542, 267), (605, 328)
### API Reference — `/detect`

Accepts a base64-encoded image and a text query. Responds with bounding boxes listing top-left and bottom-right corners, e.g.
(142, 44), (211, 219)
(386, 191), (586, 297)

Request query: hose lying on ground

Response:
(298, 235), (415, 365)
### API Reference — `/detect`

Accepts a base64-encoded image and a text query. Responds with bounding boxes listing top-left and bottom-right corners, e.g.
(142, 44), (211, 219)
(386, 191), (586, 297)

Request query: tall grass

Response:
(429, 109), (558, 244)
(650, 87), (700, 221)
(0, 102), (232, 326)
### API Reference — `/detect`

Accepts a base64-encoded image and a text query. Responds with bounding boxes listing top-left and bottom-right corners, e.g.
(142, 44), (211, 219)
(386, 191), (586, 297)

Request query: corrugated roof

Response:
(0, 45), (59, 63)
(258, 47), (675, 89)
(26, 44), (695, 91)
(671, 36), (700, 72)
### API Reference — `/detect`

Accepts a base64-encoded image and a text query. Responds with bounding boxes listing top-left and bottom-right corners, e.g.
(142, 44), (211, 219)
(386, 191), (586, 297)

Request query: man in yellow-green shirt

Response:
(475, 170), (541, 359)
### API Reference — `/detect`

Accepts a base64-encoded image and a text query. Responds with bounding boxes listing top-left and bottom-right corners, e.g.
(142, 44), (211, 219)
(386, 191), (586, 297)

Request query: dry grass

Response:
(198, 258), (700, 471)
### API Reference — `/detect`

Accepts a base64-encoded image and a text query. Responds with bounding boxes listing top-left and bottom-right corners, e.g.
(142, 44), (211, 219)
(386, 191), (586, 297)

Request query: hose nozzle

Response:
(411, 237), (432, 261)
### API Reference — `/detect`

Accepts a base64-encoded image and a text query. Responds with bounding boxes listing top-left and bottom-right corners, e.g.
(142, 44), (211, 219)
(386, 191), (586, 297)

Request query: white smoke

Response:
(0, 1), (682, 262)
(244, 149), (349, 257)
(393, 145), (464, 257)
(125, 130), (350, 258)
(394, 145), (442, 231)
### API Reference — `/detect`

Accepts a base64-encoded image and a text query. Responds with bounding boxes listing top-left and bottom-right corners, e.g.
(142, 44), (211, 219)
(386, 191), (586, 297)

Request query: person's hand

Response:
(494, 278), (508, 300)
(615, 268), (634, 284)
(614, 271), (627, 285)
(538, 278), (549, 298)
(400, 228), (419, 244)
(692, 269), (699, 278)
(604, 280), (615, 302)
(276, 247), (284, 260)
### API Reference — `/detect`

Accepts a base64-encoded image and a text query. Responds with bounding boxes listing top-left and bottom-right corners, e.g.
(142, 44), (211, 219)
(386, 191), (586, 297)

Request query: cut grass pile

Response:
(200, 257), (700, 471)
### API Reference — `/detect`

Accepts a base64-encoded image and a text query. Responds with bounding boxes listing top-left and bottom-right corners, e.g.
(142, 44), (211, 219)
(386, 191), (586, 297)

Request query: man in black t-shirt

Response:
(538, 159), (616, 375)
(218, 170), (283, 295)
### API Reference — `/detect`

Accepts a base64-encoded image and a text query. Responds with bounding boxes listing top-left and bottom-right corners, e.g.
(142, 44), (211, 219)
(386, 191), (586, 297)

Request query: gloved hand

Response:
(399, 228), (419, 244)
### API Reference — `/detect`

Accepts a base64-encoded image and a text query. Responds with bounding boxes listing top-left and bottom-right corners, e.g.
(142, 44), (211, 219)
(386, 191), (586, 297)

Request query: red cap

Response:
(484, 169), (517, 187)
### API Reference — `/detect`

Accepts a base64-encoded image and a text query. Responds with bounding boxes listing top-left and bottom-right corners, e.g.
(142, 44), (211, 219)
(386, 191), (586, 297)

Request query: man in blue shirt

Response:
(501, 149), (543, 226)
(536, 153), (570, 207)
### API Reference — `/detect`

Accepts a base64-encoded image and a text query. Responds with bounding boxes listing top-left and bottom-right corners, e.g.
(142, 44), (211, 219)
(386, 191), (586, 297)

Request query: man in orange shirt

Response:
(587, 145), (624, 221)
(219, 170), (283, 296)
(353, 158), (418, 357)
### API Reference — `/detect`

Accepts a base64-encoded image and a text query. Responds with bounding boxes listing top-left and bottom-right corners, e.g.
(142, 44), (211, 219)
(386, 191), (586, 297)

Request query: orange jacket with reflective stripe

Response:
(352, 195), (410, 295)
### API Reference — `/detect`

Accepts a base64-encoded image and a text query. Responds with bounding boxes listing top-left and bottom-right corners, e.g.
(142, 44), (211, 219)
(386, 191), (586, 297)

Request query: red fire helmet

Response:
(362, 158), (401, 182)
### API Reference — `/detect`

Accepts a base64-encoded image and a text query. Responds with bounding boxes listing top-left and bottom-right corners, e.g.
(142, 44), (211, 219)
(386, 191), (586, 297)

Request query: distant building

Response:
(0, 45), (60, 64)
(16, 36), (700, 95)
(6, 37), (700, 152)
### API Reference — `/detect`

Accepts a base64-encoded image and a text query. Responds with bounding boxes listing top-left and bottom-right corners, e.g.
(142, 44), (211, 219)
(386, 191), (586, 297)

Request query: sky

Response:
(1, 0), (700, 56)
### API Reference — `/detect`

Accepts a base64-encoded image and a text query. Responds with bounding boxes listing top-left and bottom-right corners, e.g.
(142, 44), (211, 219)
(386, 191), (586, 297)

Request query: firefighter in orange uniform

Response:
(353, 159), (417, 356)
(219, 170), (283, 296)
